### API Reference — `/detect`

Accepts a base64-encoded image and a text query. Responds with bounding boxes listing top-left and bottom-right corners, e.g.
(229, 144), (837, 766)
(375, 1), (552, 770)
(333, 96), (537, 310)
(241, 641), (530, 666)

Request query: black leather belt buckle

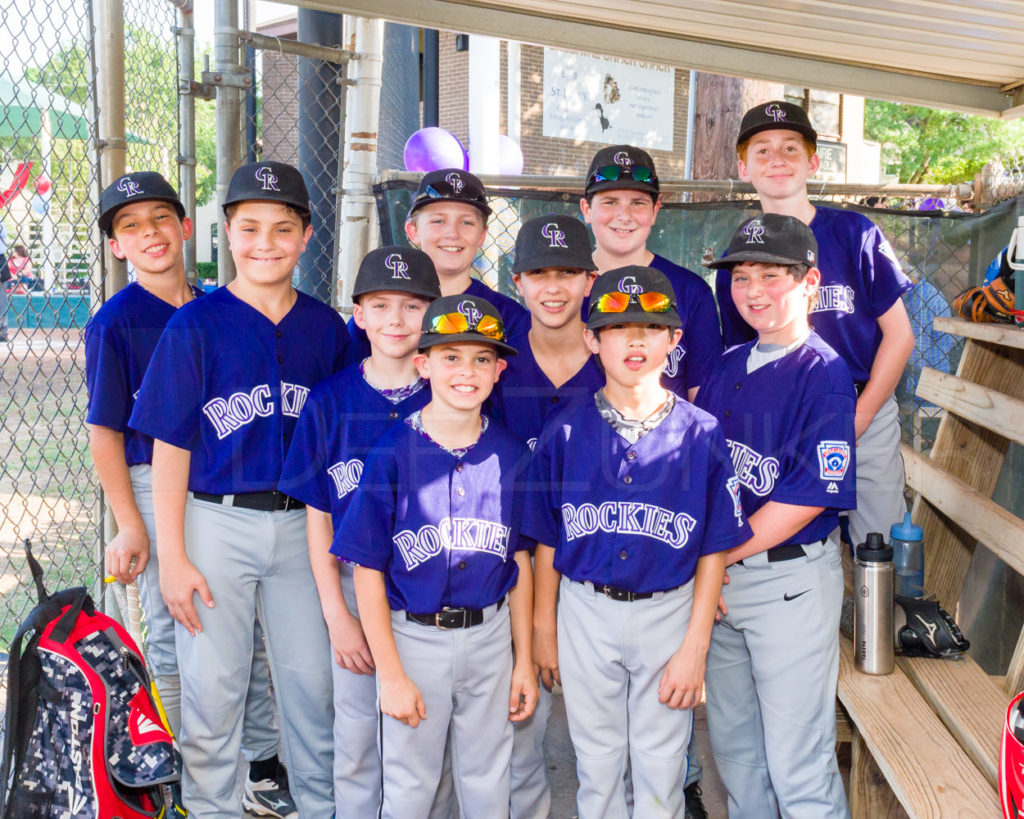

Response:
(766, 544), (808, 563)
(594, 583), (654, 602)
(406, 598), (503, 629)
(193, 490), (304, 512)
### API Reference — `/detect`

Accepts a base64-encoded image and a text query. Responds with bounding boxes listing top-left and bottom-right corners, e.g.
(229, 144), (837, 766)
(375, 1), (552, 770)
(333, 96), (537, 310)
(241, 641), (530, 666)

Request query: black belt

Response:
(581, 581), (655, 602)
(192, 490), (305, 512)
(406, 597), (504, 630)
(854, 381), (867, 396)
(767, 544), (807, 563)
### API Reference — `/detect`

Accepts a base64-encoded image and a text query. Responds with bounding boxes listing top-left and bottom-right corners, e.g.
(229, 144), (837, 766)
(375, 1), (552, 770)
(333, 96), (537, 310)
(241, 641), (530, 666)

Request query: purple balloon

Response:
(498, 135), (524, 176)
(403, 128), (468, 173)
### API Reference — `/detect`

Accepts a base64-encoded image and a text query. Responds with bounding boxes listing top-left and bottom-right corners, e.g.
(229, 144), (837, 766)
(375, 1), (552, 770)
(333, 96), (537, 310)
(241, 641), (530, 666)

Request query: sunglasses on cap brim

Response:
(587, 165), (658, 188)
(589, 290), (675, 316)
(426, 311), (507, 342)
(419, 183), (488, 206)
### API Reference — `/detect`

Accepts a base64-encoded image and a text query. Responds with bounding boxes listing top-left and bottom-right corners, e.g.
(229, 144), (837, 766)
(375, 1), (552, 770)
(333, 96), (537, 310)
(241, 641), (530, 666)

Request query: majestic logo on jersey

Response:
(726, 476), (744, 526)
(327, 458), (364, 499)
(445, 172), (464, 193)
(878, 239), (899, 265)
(663, 344), (685, 378)
(541, 222), (568, 249)
(527, 437), (538, 451)
(727, 439), (780, 497)
(618, 275), (642, 294)
(394, 517), (511, 570)
(203, 385), (274, 439)
(765, 102), (786, 122)
(117, 176), (143, 197)
(255, 165), (280, 192)
(457, 299), (482, 326)
(743, 219), (766, 244)
(385, 252), (410, 280)
(560, 502), (697, 550)
(817, 441), (850, 483)
(613, 150), (632, 167)
(811, 285), (855, 314)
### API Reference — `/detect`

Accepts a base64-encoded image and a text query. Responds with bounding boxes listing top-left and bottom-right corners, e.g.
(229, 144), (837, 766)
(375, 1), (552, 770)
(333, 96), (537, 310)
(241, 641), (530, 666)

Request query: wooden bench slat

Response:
(916, 367), (1024, 448)
(933, 316), (1024, 350)
(895, 653), (1004, 787)
(903, 443), (1024, 580)
(838, 637), (1001, 817)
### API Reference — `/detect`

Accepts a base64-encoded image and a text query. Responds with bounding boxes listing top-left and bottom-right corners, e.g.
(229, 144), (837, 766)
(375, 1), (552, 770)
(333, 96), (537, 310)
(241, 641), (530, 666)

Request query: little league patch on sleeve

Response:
(817, 441), (850, 494)
(726, 476), (744, 526)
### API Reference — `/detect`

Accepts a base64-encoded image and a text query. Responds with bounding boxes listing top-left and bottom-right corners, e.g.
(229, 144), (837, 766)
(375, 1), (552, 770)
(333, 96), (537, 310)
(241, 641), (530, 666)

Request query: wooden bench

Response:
(837, 318), (1024, 817)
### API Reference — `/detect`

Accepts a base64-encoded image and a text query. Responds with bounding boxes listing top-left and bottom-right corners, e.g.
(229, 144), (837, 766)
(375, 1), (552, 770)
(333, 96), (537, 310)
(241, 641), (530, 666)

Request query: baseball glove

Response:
(953, 276), (1018, 324)
(893, 594), (970, 658)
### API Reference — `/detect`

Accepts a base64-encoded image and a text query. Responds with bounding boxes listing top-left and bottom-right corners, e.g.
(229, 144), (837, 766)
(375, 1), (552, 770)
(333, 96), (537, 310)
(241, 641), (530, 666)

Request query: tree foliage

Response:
(865, 100), (1024, 184)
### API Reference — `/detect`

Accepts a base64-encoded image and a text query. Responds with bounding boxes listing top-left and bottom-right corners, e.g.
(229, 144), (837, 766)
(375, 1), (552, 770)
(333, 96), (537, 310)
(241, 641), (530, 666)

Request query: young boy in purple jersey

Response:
(129, 161), (348, 817)
(347, 169), (530, 359)
(334, 293), (537, 818)
(278, 245), (439, 817)
(526, 266), (750, 819)
(489, 213), (600, 819)
(581, 145), (722, 403)
(697, 214), (856, 818)
(716, 101), (914, 548)
(87, 172), (292, 817)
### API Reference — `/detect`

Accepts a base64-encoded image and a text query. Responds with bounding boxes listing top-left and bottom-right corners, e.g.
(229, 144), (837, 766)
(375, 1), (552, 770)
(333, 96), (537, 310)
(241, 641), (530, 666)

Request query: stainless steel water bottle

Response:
(854, 532), (894, 675)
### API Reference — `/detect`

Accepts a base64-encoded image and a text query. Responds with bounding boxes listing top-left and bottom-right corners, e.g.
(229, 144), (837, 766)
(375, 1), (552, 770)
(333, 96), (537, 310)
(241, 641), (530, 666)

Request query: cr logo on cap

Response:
(765, 103), (787, 123)
(255, 166), (280, 192)
(541, 222), (568, 249)
(743, 220), (766, 244)
(618, 275), (642, 294)
(117, 177), (143, 197)
(385, 253), (410, 280)
(457, 299), (482, 326)
(445, 172), (464, 194)
(613, 151), (633, 168)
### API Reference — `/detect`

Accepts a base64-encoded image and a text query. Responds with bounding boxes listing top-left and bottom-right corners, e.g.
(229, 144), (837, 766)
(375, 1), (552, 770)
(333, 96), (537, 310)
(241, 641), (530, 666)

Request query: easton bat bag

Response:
(0, 541), (185, 818)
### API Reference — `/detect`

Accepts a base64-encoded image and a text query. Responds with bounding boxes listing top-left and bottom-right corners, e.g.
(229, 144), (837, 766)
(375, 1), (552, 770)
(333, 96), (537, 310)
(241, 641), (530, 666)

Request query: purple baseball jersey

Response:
(332, 417), (533, 613)
(345, 276), (530, 362)
(278, 365), (430, 527)
(84, 282), (205, 467)
(716, 207), (912, 382)
(128, 286), (349, 493)
(695, 332), (857, 543)
(523, 400), (751, 593)
(582, 254), (722, 394)
(488, 341), (604, 451)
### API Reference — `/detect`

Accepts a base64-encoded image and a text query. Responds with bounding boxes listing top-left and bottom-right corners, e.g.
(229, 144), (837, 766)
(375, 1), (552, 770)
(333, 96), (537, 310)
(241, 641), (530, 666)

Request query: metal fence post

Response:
(338, 16), (383, 312)
(171, 0), (197, 281)
(95, 0), (127, 301)
(214, 0), (242, 285)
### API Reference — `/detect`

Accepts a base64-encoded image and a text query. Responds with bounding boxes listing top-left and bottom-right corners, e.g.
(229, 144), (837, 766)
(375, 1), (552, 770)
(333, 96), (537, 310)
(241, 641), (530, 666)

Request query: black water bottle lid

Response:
(856, 531), (893, 562)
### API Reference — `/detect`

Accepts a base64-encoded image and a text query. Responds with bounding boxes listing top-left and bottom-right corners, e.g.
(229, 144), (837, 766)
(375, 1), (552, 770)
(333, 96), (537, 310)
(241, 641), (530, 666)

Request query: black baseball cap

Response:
(408, 169), (491, 219)
(706, 213), (818, 270)
(586, 265), (681, 331)
(419, 293), (518, 356)
(99, 172), (185, 237)
(584, 145), (660, 197)
(737, 101), (817, 148)
(223, 161), (310, 215)
(352, 246), (441, 301)
(513, 215), (596, 274)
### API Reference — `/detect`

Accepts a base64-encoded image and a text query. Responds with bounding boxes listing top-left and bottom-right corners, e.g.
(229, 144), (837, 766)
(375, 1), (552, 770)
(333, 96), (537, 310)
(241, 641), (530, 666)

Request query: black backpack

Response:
(1, 541), (185, 818)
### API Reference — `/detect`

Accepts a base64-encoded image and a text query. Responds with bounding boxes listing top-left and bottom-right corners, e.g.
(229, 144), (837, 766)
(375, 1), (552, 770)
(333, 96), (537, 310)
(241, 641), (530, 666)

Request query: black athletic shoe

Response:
(242, 772), (298, 818)
(684, 782), (709, 819)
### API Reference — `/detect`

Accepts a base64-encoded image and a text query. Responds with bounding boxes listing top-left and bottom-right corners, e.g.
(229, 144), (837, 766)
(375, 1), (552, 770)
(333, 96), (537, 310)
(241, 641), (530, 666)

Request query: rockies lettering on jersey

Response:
(560, 501), (697, 550)
(203, 381), (310, 439)
(811, 285), (856, 314)
(327, 458), (364, 500)
(394, 517), (511, 570)
(727, 439), (780, 497)
(663, 344), (685, 378)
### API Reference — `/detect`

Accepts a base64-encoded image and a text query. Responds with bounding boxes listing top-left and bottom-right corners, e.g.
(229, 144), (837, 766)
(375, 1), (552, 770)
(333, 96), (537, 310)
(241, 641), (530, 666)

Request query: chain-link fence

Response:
(0, 0), (178, 660)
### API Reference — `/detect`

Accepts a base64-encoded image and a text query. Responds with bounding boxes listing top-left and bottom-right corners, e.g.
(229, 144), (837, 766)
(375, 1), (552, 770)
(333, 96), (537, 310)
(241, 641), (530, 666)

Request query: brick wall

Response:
(439, 35), (690, 179)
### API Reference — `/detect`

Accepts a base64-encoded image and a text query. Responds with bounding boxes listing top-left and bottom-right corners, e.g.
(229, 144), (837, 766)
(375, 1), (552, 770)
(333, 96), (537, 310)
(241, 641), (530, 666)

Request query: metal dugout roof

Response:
(295, 0), (1024, 118)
